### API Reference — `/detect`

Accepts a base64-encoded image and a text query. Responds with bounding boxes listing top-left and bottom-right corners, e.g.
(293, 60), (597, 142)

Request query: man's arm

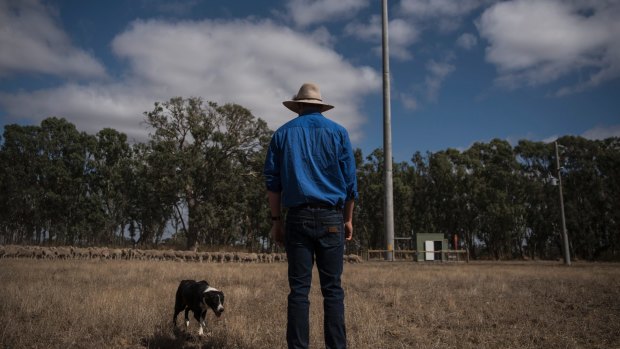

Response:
(268, 190), (284, 245)
(343, 199), (354, 241)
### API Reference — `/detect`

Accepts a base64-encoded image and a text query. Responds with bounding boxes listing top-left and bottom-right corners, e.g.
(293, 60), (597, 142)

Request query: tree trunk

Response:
(186, 194), (199, 251)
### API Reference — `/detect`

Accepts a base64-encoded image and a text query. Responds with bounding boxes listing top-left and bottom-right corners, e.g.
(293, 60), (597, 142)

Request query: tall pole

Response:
(555, 141), (571, 266)
(382, 0), (395, 261)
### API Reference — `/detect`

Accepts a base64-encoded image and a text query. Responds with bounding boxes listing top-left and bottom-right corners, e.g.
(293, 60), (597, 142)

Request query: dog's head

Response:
(203, 288), (225, 317)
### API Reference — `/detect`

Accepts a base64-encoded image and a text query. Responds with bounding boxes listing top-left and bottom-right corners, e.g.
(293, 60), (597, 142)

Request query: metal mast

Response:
(382, 0), (395, 261)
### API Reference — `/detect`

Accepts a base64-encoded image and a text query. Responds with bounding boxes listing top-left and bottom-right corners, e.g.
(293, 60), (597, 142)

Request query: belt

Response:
(294, 203), (341, 211)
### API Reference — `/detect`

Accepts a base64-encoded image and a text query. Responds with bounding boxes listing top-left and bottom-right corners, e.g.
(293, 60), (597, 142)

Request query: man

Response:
(264, 82), (357, 349)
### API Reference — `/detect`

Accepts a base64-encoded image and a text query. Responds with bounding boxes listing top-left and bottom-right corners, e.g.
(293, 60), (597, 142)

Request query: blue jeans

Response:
(285, 207), (346, 349)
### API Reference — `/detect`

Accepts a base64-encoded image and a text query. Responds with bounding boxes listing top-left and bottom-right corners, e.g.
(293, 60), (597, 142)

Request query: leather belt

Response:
(294, 203), (341, 211)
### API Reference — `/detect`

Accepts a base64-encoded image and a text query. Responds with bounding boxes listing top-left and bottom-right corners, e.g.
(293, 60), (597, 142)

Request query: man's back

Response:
(264, 111), (356, 209)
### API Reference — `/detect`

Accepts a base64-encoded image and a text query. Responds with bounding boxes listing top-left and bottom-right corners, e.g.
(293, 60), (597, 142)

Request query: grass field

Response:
(1, 259), (619, 349)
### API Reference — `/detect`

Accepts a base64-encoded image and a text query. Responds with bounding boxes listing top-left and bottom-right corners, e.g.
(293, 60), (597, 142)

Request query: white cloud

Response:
(344, 16), (419, 60)
(477, 0), (620, 94)
(308, 26), (336, 48)
(425, 59), (455, 101)
(397, 58), (455, 110)
(344, 15), (380, 42)
(400, 93), (419, 111)
(582, 124), (620, 140)
(0, 0), (106, 79)
(541, 134), (560, 144)
(456, 33), (477, 50)
(286, 0), (369, 27)
(0, 19), (380, 141)
(0, 83), (150, 138)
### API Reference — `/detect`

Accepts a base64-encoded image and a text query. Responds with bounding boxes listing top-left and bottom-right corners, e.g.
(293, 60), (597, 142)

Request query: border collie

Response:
(173, 280), (225, 335)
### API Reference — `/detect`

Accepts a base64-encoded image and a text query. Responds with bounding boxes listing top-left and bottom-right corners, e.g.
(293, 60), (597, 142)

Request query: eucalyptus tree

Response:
(514, 140), (558, 258)
(90, 128), (132, 244)
(426, 150), (463, 237)
(126, 142), (178, 245)
(408, 151), (434, 240)
(0, 118), (95, 245)
(144, 97), (271, 250)
(354, 149), (387, 250)
(598, 137), (620, 258)
(37, 117), (96, 245)
(0, 124), (43, 243)
(464, 139), (522, 259)
(392, 160), (414, 245)
(558, 136), (619, 260)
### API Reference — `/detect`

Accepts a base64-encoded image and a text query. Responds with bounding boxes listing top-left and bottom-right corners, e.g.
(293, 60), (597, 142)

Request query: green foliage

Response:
(0, 106), (618, 260)
(354, 138), (620, 261)
(142, 97), (271, 250)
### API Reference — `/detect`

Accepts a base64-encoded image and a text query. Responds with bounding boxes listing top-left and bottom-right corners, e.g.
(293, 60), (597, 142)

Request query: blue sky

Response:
(1, 0), (619, 162)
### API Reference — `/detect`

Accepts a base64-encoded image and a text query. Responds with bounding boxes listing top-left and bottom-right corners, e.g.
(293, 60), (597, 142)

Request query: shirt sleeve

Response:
(264, 134), (282, 193)
(339, 129), (358, 201)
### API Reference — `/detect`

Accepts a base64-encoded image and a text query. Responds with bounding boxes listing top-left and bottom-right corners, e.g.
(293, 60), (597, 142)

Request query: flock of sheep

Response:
(0, 245), (364, 263)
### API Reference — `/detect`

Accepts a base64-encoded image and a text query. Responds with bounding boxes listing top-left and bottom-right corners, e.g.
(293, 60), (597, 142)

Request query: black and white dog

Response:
(173, 280), (225, 335)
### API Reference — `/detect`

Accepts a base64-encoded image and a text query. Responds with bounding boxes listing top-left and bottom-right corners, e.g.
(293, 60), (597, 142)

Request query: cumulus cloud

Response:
(398, 58), (455, 110)
(286, 0), (369, 27)
(477, 0), (620, 94)
(0, 0), (106, 79)
(0, 83), (150, 137)
(0, 19), (380, 141)
(582, 124), (620, 140)
(456, 33), (477, 50)
(344, 16), (419, 60)
(400, 93), (419, 111)
(425, 59), (455, 101)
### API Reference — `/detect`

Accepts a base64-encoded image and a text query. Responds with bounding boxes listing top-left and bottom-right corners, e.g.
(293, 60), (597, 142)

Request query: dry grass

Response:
(1, 260), (619, 349)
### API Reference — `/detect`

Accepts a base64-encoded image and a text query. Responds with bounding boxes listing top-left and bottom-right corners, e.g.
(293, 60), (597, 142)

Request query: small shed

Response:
(416, 233), (448, 262)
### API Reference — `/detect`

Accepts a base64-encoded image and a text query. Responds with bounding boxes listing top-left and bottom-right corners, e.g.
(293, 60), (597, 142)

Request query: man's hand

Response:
(344, 221), (353, 241)
(271, 221), (285, 246)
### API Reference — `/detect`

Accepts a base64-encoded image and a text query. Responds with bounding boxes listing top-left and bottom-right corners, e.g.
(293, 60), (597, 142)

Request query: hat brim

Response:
(283, 99), (334, 114)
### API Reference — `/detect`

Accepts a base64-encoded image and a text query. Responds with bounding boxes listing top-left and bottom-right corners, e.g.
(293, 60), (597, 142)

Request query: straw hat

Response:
(283, 83), (334, 113)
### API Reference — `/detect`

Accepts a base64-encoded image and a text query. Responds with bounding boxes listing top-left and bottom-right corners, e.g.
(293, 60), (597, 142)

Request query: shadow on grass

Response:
(140, 326), (252, 349)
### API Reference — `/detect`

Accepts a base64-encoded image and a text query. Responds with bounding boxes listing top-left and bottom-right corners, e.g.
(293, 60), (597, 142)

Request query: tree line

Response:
(1, 97), (618, 260)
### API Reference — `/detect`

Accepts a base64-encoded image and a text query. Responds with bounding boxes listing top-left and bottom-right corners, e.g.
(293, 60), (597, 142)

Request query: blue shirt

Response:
(264, 112), (358, 208)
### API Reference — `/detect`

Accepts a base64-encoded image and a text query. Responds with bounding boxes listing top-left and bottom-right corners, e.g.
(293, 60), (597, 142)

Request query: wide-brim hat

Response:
(283, 83), (334, 113)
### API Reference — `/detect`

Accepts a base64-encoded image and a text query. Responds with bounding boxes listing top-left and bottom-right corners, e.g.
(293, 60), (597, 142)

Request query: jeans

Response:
(285, 207), (346, 349)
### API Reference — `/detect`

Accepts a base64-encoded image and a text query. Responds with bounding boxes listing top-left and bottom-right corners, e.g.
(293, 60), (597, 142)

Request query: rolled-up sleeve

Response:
(264, 135), (282, 193)
(340, 129), (358, 201)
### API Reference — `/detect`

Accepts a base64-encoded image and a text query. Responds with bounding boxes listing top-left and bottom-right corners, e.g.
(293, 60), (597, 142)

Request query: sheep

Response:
(109, 249), (122, 260)
(213, 252), (224, 263)
(42, 247), (56, 259)
(199, 251), (211, 263)
(2, 245), (19, 258)
(150, 250), (166, 261)
(163, 250), (176, 261)
(240, 253), (258, 263)
(345, 254), (363, 263)
(259, 253), (273, 263)
(55, 247), (72, 260)
(33, 247), (45, 259)
(72, 247), (90, 260)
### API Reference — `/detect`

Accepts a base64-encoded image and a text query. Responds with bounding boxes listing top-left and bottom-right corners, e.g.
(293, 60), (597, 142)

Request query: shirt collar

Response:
(298, 111), (322, 117)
